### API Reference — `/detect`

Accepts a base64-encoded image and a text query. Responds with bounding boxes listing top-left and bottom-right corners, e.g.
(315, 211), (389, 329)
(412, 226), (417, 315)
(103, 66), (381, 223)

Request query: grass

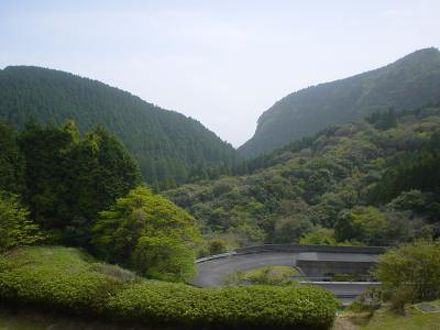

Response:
(225, 266), (300, 286)
(332, 300), (440, 330)
(361, 301), (440, 330)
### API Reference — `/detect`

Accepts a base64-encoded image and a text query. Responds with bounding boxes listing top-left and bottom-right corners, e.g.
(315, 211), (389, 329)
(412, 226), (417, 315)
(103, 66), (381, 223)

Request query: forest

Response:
(166, 106), (440, 252)
(0, 66), (239, 190)
(239, 47), (440, 157)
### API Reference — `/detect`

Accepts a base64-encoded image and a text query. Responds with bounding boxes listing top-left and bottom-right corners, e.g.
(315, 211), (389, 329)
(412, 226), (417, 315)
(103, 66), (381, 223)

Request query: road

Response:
(192, 250), (381, 304)
(193, 251), (378, 287)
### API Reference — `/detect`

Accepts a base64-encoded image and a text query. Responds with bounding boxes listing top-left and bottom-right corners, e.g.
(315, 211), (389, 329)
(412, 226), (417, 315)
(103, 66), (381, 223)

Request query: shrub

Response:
(375, 241), (440, 308)
(207, 238), (228, 255)
(0, 247), (122, 314)
(0, 246), (339, 329)
(106, 282), (339, 329)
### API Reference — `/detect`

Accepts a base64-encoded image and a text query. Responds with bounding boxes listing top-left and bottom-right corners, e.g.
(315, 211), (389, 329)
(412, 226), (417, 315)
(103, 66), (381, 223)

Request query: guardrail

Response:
(234, 243), (386, 254)
(196, 244), (386, 263)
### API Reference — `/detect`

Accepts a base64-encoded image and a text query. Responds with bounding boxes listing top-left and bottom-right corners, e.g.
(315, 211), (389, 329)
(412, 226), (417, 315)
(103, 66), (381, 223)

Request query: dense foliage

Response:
(166, 106), (440, 247)
(92, 187), (201, 282)
(0, 66), (239, 189)
(375, 241), (440, 303)
(0, 121), (24, 193)
(0, 193), (43, 252)
(239, 48), (440, 157)
(0, 246), (339, 329)
(0, 120), (141, 245)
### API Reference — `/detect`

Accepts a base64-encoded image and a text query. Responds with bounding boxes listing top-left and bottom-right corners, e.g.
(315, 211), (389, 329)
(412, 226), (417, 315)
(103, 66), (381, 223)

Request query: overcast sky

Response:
(1, 1), (439, 147)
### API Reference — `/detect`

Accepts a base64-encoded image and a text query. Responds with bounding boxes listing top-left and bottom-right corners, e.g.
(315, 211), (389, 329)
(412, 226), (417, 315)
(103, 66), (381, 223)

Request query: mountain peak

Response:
(239, 48), (440, 157)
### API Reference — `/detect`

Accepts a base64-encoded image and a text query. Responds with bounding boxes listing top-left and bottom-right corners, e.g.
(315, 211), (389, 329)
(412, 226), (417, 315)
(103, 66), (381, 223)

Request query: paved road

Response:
(193, 251), (378, 287)
(192, 251), (381, 304)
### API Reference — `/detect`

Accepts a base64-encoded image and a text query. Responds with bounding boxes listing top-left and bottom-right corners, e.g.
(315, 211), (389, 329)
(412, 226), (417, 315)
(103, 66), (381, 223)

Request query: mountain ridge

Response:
(239, 47), (440, 157)
(0, 65), (239, 188)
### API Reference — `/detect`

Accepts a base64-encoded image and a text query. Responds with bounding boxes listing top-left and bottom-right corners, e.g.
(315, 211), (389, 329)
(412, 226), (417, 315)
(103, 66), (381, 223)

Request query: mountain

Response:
(0, 66), (238, 188)
(166, 105), (440, 248)
(239, 47), (440, 157)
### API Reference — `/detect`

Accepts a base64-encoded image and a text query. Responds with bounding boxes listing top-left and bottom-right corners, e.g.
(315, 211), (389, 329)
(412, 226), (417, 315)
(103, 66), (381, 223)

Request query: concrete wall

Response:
(296, 260), (377, 277)
(234, 244), (385, 255)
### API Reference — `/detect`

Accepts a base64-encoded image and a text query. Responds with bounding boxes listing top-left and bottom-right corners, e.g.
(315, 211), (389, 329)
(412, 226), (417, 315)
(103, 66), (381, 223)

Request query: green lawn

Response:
(334, 301), (440, 330)
(361, 302), (440, 330)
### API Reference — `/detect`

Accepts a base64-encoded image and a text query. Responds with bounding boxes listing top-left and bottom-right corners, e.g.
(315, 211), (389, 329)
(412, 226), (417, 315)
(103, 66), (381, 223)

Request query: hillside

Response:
(239, 48), (440, 157)
(166, 106), (440, 249)
(0, 66), (238, 188)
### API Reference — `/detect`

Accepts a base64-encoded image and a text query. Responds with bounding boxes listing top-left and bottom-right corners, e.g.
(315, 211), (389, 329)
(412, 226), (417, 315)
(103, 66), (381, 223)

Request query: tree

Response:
(375, 241), (440, 310)
(92, 186), (202, 281)
(0, 122), (24, 193)
(131, 236), (196, 282)
(18, 121), (141, 245)
(299, 228), (338, 245)
(335, 206), (388, 244)
(0, 192), (43, 252)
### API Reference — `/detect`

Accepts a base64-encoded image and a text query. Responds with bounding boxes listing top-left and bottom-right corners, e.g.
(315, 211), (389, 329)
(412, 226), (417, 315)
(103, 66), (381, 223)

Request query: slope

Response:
(0, 66), (238, 188)
(239, 47), (440, 157)
(166, 105), (440, 248)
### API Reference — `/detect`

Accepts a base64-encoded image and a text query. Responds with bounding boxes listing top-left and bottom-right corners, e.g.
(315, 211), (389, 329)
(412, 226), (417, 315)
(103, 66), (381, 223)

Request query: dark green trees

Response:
(0, 122), (24, 193)
(0, 66), (239, 187)
(17, 120), (141, 244)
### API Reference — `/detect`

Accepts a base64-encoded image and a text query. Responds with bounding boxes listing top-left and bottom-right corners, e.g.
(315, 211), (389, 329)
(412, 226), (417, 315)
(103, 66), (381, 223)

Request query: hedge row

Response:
(0, 247), (339, 329)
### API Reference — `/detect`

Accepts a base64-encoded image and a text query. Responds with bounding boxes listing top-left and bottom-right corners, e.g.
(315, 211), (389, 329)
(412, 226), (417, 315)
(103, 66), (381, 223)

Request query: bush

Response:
(106, 282), (339, 329)
(0, 247), (123, 314)
(0, 246), (339, 329)
(375, 241), (440, 307)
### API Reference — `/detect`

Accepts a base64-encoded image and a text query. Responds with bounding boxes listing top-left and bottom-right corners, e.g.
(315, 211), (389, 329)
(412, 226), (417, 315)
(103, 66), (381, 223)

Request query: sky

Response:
(1, 1), (439, 147)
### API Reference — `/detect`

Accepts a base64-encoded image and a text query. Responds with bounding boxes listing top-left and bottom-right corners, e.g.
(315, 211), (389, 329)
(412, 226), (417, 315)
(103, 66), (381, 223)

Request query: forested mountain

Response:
(239, 48), (440, 157)
(0, 66), (238, 188)
(166, 105), (440, 250)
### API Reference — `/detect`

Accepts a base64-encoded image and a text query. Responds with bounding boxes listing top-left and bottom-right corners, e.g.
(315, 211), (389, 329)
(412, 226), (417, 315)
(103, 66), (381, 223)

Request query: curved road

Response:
(192, 249), (382, 304)
(193, 251), (378, 287)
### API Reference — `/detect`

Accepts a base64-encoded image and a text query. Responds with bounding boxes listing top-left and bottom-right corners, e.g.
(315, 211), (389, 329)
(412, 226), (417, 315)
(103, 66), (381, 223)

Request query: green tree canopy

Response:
(92, 186), (202, 281)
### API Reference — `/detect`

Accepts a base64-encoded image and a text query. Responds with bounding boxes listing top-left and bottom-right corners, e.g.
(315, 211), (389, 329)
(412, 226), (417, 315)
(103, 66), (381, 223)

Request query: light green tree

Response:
(0, 192), (44, 252)
(92, 186), (202, 282)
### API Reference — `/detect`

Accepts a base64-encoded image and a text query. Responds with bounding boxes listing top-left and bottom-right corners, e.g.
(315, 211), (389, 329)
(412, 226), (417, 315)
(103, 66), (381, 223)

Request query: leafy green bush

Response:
(106, 282), (339, 329)
(225, 266), (299, 286)
(375, 241), (440, 309)
(0, 247), (122, 314)
(0, 246), (339, 329)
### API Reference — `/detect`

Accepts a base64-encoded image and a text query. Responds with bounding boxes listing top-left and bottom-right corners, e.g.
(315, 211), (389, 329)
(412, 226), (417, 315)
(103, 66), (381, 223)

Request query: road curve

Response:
(192, 251), (378, 287)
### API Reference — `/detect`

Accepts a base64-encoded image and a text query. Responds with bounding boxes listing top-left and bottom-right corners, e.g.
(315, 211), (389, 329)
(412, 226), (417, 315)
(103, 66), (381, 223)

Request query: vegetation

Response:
(166, 106), (440, 247)
(334, 300), (440, 330)
(0, 66), (239, 189)
(239, 47), (440, 157)
(92, 186), (201, 282)
(360, 301), (440, 330)
(375, 241), (440, 311)
(0, 120), (142, 246)
(0, 246), (339, 330)
(0, 193), (43, 252)
(225, 266), (299, 286)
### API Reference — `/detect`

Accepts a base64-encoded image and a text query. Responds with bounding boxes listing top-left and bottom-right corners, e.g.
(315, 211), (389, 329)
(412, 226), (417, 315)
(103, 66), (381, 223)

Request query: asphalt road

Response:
(193, 251), (378, 287)
(192, 251), (380, 304)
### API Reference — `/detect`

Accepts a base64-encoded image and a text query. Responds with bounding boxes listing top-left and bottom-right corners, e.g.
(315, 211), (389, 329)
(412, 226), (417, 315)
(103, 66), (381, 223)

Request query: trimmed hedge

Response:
(0, 246), (339, 329)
